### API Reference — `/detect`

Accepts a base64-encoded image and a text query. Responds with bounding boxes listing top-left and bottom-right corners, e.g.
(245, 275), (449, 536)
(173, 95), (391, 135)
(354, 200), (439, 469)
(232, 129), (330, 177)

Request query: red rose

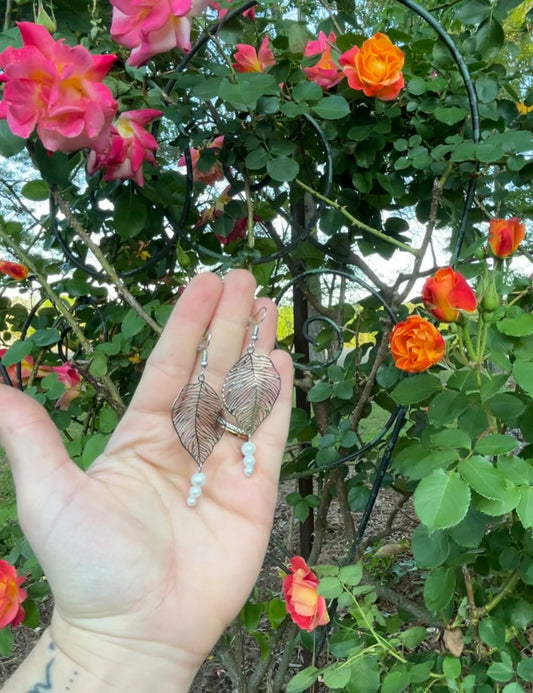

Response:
(282, 557), (330, 632)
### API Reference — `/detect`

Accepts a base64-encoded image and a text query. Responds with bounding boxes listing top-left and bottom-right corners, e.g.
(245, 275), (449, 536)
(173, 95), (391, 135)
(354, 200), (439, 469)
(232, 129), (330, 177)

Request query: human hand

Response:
(0, 269), (293, 691)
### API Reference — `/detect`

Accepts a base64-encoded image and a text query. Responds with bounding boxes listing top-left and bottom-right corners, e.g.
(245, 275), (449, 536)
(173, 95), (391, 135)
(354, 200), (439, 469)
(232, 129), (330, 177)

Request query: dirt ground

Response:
(0, 484), (417, 692)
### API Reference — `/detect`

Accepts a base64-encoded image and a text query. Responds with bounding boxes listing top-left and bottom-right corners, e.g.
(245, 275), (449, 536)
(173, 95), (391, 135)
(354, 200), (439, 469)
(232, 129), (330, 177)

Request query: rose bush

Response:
(2, 0), (533, 690)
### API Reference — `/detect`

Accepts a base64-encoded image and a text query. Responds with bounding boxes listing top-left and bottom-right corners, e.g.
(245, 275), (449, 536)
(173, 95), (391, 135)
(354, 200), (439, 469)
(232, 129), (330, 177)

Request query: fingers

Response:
(0, 384), (81, 508)
(128, 269), (264, 416)
(128, 271), (224, 414)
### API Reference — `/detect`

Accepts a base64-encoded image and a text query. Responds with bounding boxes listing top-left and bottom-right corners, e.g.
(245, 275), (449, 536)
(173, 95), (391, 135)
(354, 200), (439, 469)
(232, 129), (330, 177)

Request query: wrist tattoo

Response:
(25, 642), (79, 693)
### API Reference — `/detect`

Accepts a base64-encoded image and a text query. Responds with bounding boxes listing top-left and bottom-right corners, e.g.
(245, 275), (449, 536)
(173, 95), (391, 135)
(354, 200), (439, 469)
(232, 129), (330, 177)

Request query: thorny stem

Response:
(397, 176), (445, 303)
(51, 188), (163, 336)
(294, 178), (417, 256)
(478, 571), (520, 619)
(244, 179), (254, 250)
(0, 221), (126, 415)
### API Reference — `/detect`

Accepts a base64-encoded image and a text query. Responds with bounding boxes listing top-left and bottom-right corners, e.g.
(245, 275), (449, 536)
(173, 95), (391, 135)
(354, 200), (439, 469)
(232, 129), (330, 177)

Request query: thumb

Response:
(0, 384), (81, 510)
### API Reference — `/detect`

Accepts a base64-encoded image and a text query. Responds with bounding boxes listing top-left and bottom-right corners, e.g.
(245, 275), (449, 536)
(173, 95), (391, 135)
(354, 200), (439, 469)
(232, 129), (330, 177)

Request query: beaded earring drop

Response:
(171, 333), (223, 506)
(220, 308), (281, 476)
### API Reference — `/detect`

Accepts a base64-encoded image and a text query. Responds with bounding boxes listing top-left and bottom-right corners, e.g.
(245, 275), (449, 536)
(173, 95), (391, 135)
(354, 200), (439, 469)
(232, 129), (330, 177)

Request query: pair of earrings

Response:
(171, 308), (281, 507)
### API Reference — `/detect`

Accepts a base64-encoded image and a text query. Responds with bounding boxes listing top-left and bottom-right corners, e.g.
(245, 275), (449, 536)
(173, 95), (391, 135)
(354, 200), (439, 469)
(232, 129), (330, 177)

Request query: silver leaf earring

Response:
(171, 333), (223, 506)
(220, 308), (281, 476)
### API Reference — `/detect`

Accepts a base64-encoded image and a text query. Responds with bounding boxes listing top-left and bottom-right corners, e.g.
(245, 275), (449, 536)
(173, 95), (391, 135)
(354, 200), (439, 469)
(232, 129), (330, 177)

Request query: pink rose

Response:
(303, 31), (344, 90)
(87, 109), (162, 186)
(110, 0), (208, 66)
(0, 560), (26, 629)
(178, 135), (224, 185)
(0, 22), (117, 153)
(208, 1), (255, 20)
(232, 36), (275, 73)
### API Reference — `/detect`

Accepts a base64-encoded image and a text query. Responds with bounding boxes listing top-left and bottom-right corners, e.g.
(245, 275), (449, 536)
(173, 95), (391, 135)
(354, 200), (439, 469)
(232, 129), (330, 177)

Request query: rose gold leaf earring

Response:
(220, 308), (281, 476)
(171, 333), (223, 506)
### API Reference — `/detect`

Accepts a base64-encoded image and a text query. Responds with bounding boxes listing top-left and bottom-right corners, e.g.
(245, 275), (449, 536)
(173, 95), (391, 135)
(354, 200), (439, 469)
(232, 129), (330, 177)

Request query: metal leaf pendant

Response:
(171, 380), (223, 469)
(221, 353), (281, 436)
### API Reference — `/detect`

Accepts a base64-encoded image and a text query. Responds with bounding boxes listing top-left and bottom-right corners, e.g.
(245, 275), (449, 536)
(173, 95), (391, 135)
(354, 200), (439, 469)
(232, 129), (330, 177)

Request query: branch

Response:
(51, 189), (163, 336)
(0, 221), (126, 416)
(294, 178), (418, 256)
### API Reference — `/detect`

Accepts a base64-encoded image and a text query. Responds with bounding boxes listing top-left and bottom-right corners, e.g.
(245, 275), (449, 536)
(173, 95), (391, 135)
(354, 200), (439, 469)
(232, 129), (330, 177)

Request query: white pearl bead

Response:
(191, 472), (206, 487)
(241, 441), (256, 456)
(186, 496), (197, 507)
(243, 455), (255, 466)
(189, 485), (202, 499)
(243, 466), (254, 477)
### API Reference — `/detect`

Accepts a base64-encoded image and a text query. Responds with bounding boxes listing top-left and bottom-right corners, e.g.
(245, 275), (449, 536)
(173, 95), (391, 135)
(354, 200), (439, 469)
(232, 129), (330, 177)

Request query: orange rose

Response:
(339, 33), (404, 101)
(389, 315), (445, 373)
(0, 560), (26, 629)
(421, 267), (476, 323)
(282, 557), (330, 632)
(488, 218), (525, 258)
(0, 260), (28, 281)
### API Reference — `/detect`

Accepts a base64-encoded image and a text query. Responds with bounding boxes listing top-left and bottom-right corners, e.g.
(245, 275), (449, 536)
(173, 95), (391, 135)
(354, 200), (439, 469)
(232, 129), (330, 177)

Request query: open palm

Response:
(0, 270), (293, 681)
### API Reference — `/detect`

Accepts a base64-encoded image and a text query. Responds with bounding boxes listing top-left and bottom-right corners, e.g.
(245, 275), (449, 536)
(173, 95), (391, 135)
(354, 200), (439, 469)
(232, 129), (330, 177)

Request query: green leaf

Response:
(0, 340), (32, 368)
(391, 374), (441, 405)
(114, 191), (148, 239)
(411, 524), (450, 567)
(497, 456), (533, 486)
(513, 360), (533, 396)
(313, 95), (350, 120)
(266, 156), (299, 182)
(443, 656), (461, 679)
(317, 576), (343, 599)
(245, 147), (268, 170)
(122, 310), (146, 339)
(219, 73), (278, 109)
(241, 601), (262, 632)
(428, 390), (469, 425)
(488, 393), (526, 421)
(423, 567), (456, 612)
(81, 433), (109, 470)
(455, 0), (491, 24)
(414, 469), (470, 531)
(434, 106), (468, 125)
(307, 381), (332, 402)
(339, 563), (363, 586)
(408, 77), (426, 95)
(21, 600), (40, 629)
(479, 616), (506, 648)
(30, 328), (60, 347)
(476, 18), (505, 60)
(458, 456), (510, 500)
(346, 655), (380, 693)
(517, 658), (533, 682)
(428, 428), (471, 450)
(0, 627), (14, 656)
(502, 684), (526, 693)
(98, 406), (118, 434)
(398, 627), (428, 649)
(190, 77), (223, 99)
(382, 670), (411, 693)
(322, 665), (351, 689)
(450, 508), (487, 548)
(89, 351), (108, 378)
(474, 485), (520, 515)
(0, 120), (26, 157)
(292, 80), (323, 103)
(474, 434), (518, 455)
(497, 313), (533, 337)
(21, 180), (49, 201)
(488, 659), (514, 683)
(286, 667), (319, 693)
(517, 486), (533, 529)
